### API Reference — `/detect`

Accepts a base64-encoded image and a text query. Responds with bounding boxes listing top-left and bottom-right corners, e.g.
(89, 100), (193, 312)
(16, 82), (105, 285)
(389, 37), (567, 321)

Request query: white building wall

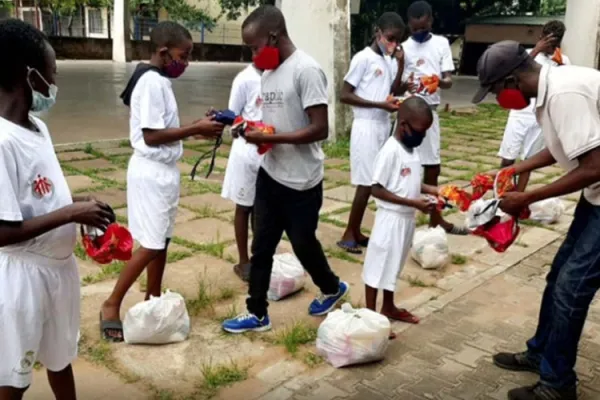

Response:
(563, 0), (600, 68)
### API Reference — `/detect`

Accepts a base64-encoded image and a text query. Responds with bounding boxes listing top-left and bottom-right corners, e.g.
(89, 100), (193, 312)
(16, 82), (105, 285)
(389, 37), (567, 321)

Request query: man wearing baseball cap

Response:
(473, 40), (600, 400)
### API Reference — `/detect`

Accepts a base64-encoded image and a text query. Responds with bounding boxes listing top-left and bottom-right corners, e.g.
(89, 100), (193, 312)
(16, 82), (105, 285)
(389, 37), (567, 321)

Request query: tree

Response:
(218, 0), (275, 21)
(129, 0), (216, 31)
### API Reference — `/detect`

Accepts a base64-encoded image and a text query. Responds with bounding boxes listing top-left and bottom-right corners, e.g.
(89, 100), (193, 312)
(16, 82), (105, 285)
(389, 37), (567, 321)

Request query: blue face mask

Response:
(27, 67), (58, 113)
(412, 31), (431, 43)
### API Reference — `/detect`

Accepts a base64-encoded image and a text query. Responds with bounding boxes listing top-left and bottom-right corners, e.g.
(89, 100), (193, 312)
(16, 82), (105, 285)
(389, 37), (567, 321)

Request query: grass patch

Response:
(302, 351), (325, 368)
(451, 254), (468, 265)
(199, 360), (249, 395)
(319, 215), (347, 229)
(217, 303), (240, 323)
(171, 236), (227, 259)
(186, 276), (238, 317)
(82, 261), (126, 285)
(119, 139), (131, 148)
(324, 247), (361, 264)
(323, 136), (350, 159)
(406, 276), (431, 288)
(271, 321), (318, 355)
(416, 213), (429, 227)
(167, 250), (193, 264)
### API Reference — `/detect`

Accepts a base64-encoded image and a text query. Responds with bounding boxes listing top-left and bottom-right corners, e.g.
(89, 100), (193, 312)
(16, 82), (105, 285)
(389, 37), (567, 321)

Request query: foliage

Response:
(129, 0), (216, 30)
(218, 0), (275, 21)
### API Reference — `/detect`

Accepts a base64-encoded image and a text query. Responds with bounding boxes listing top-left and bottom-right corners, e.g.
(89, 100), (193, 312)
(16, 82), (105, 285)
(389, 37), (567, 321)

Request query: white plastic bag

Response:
(465, 198), (501, 230)
(316, 303), (391, 368)
(529, 198), (565, 224)
(123, 290), (190, 345)
(267, 253), (306, 301)
(411, 226), (450, 270)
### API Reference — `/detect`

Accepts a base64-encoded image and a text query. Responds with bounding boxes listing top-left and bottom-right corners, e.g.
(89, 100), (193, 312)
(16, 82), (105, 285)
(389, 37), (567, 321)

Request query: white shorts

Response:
(127, 154), (180, 250)
(221, 137), (263, 207)
(417, 111), (441, 166)
(350, 118), (391, 186)
(0, 252), (80, 388)
(362, 208), (416, 292)
(498, 116), (544, 160)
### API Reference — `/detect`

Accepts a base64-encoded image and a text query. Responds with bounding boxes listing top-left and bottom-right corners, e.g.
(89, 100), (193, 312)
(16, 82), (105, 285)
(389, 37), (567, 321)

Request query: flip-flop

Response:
(448, 225), (470, 236)
(336, 240), (363, 254)
(357, 237), (370, 247)
(383, 309), (420, 324)
(233, 263), (251, 282)
(99, 311), (124, 342)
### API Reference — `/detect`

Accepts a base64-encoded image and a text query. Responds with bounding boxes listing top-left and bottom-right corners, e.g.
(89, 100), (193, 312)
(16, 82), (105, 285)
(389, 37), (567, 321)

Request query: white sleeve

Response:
(228, 75), (247, 115)
(548, 93), (600, 160)
(440, 38), (455, 73)
(297, 66), (329, 109)
(137, 76), (168, 130)
(562, 54), (572, 66)
(0, 143), (23, 221)
(344, 53), (367, 88)
(372, 144), (395, 186)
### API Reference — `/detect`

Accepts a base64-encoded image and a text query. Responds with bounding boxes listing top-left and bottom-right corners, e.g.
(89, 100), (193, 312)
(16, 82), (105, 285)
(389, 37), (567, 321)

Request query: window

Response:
(88, 8), (103, 35)
(22, 10), (36, 26)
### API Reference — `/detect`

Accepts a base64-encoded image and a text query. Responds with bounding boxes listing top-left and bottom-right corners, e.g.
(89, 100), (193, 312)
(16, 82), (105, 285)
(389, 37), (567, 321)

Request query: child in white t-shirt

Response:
(401, 1), (468, 236)
(498, 20), (570, 192)
(337, 12), (406, 255)
(362, 97), (437, 339)
(100, 21), (224, 342)
(221, 63), (263, 281)
(0, 19), (115, 397)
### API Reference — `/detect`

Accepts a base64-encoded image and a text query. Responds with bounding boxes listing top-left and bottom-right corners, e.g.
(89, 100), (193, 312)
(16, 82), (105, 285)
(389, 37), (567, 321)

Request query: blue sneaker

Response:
(308, 281), (349, 316)
(222, 313), (272, 333)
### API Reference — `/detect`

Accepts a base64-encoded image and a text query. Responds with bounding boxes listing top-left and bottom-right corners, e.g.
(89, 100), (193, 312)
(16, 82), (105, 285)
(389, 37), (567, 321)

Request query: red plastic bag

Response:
(472, 216), (520, 253)
(82, 223), (133, 265)
(232, 116), (276, 155)
(471, 174), (494, 201)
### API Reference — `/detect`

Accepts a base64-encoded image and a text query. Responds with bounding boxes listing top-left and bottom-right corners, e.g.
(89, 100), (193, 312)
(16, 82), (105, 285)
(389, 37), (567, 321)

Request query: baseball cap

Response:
(472, 40), (530, 104)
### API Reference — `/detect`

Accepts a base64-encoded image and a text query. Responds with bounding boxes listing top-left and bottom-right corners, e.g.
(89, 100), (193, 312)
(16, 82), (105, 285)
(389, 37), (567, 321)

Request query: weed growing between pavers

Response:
(451, 254), (468, 265)
(406, 276), (432, 288)
(185, 274), (239, 317)
(171, 237), (229, 259)
(198, 360), (249, 396)
(82, 261), (126, 285)
(302, 351), (325, 368)
(323, 136), (350, 159)
(324, 246), (361, 264)
(167, 250), (193, 264)
(270, 321), (318, 356)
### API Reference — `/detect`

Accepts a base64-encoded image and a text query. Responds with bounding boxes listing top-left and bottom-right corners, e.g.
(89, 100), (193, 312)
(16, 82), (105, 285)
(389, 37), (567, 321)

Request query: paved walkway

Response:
(26, 105), (600, 399)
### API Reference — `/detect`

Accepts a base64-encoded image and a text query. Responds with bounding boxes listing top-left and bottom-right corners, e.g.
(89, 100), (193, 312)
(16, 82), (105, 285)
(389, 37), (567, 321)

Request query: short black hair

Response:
(242, 5), (287, 35)
(0, 19), (48, 91)
(376, 12), (405, 32)
(407, 1), (433, 20)
(149, 21), (192, 52)
(400, 96), (433, 122)
(542, 20), (566, 41)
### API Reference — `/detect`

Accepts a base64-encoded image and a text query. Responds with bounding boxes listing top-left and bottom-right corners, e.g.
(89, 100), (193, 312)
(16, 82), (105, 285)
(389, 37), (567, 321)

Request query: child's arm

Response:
(391, 47), (407, 96)
(439, 39), (455, 90)
(143, 119), (223, 147)
(372, 184), (435, 214)
(0, 202), (114, 248)
(421, 183), (440, 196)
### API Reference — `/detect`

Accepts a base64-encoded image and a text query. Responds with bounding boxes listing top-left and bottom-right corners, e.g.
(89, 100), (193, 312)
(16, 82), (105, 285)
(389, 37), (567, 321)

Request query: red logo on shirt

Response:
(32, 174), (53, 199)
(416, 59), (425, 67)
(255, 95), (263, 107)
(374, 68), (383, 77)
(401, 168), (411, 177)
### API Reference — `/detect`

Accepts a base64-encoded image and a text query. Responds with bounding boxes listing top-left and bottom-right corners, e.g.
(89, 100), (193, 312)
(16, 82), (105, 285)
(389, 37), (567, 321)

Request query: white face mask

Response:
(27, 67), (58, 113)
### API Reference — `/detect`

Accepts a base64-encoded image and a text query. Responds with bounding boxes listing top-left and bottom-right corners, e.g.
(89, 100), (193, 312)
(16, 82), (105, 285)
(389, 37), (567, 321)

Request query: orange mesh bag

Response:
(82, 223), (134, 265)
(439, 185), (472, 212)
(494, 167), (516, 197)
(421, 75), (440, 95)
(471, 173), (494, 201)
(551, 48), (564, 65)
(233, 117), (276, 155)
(385, 94), (402, 106)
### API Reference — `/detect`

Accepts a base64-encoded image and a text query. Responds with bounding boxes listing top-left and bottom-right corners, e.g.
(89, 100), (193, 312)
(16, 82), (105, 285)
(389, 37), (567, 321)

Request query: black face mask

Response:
(400, 122), (425, 148)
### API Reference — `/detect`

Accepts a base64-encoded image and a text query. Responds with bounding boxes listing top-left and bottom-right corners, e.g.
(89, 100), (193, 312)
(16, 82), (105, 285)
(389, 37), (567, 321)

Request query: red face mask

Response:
(253, 46), (280, 70)
(497, 88), (529, 110)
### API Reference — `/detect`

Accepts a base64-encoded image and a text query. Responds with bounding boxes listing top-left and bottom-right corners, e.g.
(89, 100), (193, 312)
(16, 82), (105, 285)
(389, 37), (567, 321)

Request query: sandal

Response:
(448, 225), (470, 236)
(233, 263), (251, 282)
(357, 237), (370, 247)
(99, 311), (124, 342)
(336, 240), (363, 254)
(382, 308), (420, 324)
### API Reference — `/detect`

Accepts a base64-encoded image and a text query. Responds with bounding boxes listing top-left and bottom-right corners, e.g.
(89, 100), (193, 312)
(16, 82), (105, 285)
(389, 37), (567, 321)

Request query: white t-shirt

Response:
(510, 49), (571, 120)
(261, 50), (328, 191)
(535, 64), (600, 205)
(0, 116), (76, 260)
(402, 35), (455, 105)
(344, 47), (395, 121)
(372, 136), (422, 214)
(129, 70), (183, 164)
(229, 65), (263, 121)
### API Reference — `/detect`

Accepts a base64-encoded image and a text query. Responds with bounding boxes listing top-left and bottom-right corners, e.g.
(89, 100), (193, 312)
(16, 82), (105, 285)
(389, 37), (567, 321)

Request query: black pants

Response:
(247, 168), (340, 318)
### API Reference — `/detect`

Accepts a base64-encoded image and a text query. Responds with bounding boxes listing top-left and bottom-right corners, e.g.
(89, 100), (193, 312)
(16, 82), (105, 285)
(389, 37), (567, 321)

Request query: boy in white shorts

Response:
(337, 12), (406, 255)
(402, 1), (468, 235)
(100, 21), (224, 342)
(0, 19), (115, 398)
(498, 20), (570, 192)
(363, 96), (437, 339)
(221, 63), (263, 281)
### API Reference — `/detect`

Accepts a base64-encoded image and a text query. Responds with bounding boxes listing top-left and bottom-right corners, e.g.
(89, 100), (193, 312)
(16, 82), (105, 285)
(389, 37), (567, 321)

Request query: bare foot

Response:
(381, 306), (420, 324)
